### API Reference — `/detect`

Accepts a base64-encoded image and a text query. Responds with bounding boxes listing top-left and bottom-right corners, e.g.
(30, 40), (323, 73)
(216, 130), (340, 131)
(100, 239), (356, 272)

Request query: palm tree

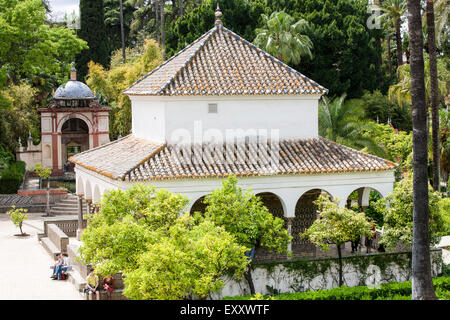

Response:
(254, 11), (313, 65)
(388, 56), (448, 107)
(318, 94), (387, 158)
(376, 0), (407, 66)
(426, 0), (440, 191)
(406, 0), (437, 300)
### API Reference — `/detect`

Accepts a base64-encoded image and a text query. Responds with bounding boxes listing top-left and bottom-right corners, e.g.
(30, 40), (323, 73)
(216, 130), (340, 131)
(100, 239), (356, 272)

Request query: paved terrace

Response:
(0, 212), (82, 300)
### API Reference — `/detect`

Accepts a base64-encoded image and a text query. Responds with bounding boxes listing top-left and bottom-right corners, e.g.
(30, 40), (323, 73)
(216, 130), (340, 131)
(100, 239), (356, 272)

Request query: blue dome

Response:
(54, 80), (95, 100)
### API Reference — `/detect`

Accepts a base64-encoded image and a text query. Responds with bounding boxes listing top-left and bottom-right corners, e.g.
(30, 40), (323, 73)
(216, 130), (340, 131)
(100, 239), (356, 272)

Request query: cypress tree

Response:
(76, 0), (109, 81)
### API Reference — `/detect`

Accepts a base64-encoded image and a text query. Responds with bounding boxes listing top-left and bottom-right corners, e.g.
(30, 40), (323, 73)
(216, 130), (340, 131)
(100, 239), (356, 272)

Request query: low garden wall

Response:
(214, 249), (442, 299)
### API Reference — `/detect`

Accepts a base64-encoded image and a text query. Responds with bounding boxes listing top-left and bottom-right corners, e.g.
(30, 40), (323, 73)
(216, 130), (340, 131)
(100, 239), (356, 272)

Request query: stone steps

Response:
(41, 237), (60, 259)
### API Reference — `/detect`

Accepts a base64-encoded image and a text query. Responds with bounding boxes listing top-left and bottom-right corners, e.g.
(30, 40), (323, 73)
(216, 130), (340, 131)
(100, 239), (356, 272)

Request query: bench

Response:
(41, 224), (69, 259)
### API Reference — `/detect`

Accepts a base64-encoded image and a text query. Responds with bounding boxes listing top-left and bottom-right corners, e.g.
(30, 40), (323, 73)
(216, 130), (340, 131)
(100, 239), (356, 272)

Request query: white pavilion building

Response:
(70, 8), (396, 258)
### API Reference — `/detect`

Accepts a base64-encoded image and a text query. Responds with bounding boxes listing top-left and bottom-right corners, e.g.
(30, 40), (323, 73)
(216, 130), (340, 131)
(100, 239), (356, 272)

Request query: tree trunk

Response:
(155, 1), (160, 44)
(407, 0), (437, 300)
(160, 0), (166, 60)
(46, 179), (50, 216)
(119, 0), (126, 63)
(395, 19), (403, 66)
(179, 0), (184, 17)
(337, 244), (343, 287)
(387, 35), (393, 78)
(244, 268), (255, 295)
(427, 0), (440, 192)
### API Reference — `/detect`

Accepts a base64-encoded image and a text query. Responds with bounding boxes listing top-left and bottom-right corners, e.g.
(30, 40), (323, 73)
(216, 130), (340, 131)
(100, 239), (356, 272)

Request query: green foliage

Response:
(201, 176), (291, 254)
(166, 0), (384, 97)
(0, 0), (87, 83)
(359, 122), (413, 179)
(0, 161), (26, 194)
(437, 197), (450, 237)
(351, 90), (412, 132)
(374, 174), (446, 250)
(124, 218), (249, 300)
(76, 0), (109, 80)
(225, 276), (450, 300)
(86, 39), (162, 138)
(388, 56), (449, 108)
(0, 82), (40, 152)
(318, 94), (387, 158)
(254, 11), (313, 65)
(301, 193), (373, 250)
(6, 206), (29, 235)
(79, 184), (249, 300)
(33, 163), (51, 180)
(166, 0), (265, 58)
(0, 144), (14, 172)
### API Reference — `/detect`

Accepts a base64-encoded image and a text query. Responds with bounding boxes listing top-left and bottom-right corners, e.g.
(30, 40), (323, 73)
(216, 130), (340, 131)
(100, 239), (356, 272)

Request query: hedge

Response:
(224, 276), (450, 300)
(0, 161), (26, 194)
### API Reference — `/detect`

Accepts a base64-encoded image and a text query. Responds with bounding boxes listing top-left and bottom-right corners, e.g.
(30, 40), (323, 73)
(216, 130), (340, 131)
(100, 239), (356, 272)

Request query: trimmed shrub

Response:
(224, 276), (450, 300)
(0, 161), (26, 194)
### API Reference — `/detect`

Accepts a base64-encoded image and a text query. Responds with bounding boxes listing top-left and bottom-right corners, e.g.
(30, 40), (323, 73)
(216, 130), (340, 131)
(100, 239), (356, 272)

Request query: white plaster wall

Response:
(130, 95), (320, 144)
(131, 97), (166, 142)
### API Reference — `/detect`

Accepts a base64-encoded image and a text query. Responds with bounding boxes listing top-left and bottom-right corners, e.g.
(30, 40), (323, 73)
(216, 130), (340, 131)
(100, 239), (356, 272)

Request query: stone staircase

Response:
(50, 193), (86, 216)
(22, 176), (40, 190)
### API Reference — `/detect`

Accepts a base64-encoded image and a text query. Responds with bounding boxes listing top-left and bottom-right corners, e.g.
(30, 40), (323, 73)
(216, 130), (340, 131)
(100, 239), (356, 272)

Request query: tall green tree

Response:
(374, 174), (445, 251)
(301, 193), (373, 287)
(80, 184), (249, 300)
(426, 0), (441, 191)
(406, 0), (437, 300)
(76, 0), (109, 80)
(0, 0), (87, 84)
(198, 176), (291, 295)
(376, 0), (407, 67)
(254, 11), (313, 65)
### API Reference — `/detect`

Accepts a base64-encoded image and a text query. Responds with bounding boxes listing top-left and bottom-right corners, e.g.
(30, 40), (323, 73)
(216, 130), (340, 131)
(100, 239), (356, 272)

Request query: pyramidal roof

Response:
(123, 8), (328, 97)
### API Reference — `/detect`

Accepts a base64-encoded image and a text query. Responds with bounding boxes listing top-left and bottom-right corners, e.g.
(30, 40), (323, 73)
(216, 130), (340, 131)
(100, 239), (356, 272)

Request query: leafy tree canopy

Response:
(79, 184), (249, 300)
(374, 174), (446, 251)
(0, 0), (87, 84)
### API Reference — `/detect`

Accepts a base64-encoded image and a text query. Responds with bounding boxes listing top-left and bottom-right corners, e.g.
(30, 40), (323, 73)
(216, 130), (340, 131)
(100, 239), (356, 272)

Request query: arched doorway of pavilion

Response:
(189, 195), (208, 216)
(292, 189), (332, 257)
(61, 118), (89, 172)
(254, 192), (287, 261)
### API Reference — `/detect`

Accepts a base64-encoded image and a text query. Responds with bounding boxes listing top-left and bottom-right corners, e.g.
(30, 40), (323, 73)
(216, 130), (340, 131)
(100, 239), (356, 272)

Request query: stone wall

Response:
(214, 249), (443, 299)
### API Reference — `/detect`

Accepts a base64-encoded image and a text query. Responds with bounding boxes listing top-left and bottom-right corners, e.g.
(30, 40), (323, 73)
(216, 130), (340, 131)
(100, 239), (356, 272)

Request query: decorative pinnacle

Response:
(215, 3), (223, 26)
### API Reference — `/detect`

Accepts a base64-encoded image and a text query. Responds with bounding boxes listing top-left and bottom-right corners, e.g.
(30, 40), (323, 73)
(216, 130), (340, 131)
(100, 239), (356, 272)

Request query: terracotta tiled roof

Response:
(69, 135), (165, 180)
(123, 24), (327, 96)
(69, 135), (396, 181)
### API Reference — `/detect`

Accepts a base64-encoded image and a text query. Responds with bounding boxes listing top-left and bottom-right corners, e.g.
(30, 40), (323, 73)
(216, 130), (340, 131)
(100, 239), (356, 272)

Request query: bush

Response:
(0, 161), (26, 194)
(224, 276), (450, 300)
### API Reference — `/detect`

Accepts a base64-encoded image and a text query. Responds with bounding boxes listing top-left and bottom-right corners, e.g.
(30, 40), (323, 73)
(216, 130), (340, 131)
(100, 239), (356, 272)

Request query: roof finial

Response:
(215, 3), (223, 26)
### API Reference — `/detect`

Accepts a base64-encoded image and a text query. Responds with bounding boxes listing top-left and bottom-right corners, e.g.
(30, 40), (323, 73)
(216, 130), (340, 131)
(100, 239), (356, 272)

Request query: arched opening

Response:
(93, 185), (101, 204)
(345, 187), (384, 226)
(84, 180), (92, 201)
(76, 176), (84, 195)
(256, 192), (285, 221)
(292, 189), (332, 255)
(61, 117), (89, 172)
(189, 196), (208, 215)
(254, 192), (288, 261)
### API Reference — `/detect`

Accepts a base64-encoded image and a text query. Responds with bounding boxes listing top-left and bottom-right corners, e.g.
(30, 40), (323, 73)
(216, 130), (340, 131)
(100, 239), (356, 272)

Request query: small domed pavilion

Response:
(16, 68), (111, 174)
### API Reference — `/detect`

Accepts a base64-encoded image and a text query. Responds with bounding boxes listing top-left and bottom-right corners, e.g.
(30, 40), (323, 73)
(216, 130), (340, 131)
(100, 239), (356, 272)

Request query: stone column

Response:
(76, 194), (84, 241)
(286, 217), (294, 257)
(86, 199), (92, 215)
